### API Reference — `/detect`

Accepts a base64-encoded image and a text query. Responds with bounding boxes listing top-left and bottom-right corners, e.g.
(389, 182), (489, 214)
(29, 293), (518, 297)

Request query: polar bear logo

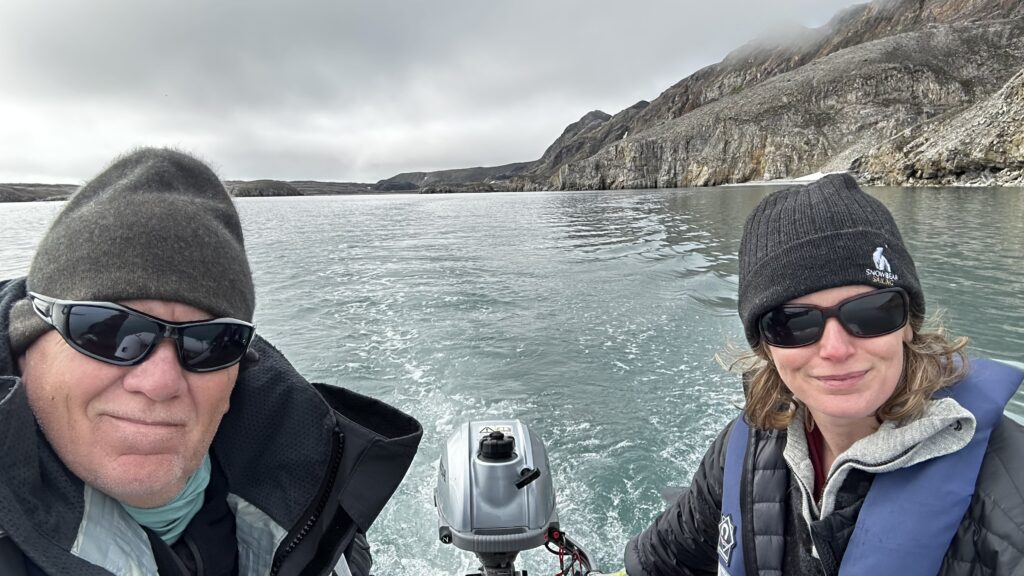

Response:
(872, 247), (891, 272)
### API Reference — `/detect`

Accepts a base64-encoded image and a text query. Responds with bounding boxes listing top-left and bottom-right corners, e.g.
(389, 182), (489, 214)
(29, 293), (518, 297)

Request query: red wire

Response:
(549, 531), (590, 576)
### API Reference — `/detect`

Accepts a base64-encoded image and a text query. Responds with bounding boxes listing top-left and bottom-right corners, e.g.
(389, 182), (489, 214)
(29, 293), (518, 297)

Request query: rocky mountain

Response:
(855, 68), (1024, 185)
(530, 103), (648, 176)
(378, 0), (1024, 191)
(626, 0), (1024, 134)
(559, 17), (1024, 188)
(375, 103), (649, 192)
(377, 162), (532, 192)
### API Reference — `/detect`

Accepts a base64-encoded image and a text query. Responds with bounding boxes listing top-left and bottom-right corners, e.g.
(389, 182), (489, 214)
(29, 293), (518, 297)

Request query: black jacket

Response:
(0, 277), (423, 576)
(625, 406), (1024, 575)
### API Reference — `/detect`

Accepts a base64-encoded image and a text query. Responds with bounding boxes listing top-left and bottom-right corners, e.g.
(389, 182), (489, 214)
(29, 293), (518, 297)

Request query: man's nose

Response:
(121, 339), (187, 401)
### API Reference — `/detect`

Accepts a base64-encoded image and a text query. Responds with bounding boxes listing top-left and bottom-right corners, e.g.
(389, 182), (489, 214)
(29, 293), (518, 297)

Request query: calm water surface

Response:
(2, 186), (1022, 574)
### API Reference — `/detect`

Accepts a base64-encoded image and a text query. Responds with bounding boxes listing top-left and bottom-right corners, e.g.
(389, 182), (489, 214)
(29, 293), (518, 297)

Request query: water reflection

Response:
(874, 187), (1024, 358)
(536, 187), (783, 314)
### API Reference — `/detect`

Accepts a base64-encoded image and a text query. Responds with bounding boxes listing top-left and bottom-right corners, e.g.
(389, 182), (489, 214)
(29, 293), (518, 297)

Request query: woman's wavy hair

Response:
(720, 313), (970, 431)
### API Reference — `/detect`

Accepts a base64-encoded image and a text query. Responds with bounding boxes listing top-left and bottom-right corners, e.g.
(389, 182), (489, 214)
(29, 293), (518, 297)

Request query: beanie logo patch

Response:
(866, 246), (898, 286)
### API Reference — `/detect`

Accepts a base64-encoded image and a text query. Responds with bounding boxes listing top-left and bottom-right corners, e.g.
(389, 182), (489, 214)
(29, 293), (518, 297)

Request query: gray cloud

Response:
(0, 0), (861, 183)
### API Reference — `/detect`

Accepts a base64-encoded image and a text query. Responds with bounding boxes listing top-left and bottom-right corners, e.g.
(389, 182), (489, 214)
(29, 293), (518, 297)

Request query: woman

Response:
(624, 174), (1024, 575)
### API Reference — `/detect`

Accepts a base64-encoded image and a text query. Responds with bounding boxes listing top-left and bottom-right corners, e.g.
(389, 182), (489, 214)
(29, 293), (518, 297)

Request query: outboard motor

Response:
(435, 419), (594, 576)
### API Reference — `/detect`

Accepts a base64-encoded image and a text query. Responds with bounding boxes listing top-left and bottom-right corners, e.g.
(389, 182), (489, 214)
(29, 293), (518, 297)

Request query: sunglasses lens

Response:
(179, 323), (253, 371)
(760, 307), (824, 347)
(760, 289), (909, 347)
(839, 289), (907, 337)
(65, 305), (161, 363)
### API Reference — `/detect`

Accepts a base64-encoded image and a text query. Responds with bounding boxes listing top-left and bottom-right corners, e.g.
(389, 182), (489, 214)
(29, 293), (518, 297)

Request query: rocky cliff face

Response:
(628, 0), (1024, 135)
(530, 103), (648, 176)
(375, 162), (532, 191)
(855, 68), (1024, 185)
(559, 18), (1024, 188)
(382, 0), (1024, 191)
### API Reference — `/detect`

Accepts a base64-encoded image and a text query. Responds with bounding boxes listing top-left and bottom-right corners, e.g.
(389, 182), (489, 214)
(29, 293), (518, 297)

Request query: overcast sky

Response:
(0, 0), (862, 184)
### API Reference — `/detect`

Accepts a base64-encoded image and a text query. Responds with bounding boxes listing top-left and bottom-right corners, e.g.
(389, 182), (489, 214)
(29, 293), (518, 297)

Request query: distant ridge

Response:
(377, 0), (1024, 191)
(227, 180), (377, 197)
(0, 180), (381, 203)
(0, 183), (78, 203)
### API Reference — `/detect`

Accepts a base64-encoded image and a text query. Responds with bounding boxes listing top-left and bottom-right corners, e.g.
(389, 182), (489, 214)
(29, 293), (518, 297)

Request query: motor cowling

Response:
(435, 419), (558, 556)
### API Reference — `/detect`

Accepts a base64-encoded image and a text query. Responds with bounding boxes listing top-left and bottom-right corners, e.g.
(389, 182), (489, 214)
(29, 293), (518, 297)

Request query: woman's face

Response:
(766, 285), (911, 429)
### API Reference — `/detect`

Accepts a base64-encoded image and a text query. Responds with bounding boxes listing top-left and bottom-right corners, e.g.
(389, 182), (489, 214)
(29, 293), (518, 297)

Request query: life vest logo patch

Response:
(718, 514), (736, 565)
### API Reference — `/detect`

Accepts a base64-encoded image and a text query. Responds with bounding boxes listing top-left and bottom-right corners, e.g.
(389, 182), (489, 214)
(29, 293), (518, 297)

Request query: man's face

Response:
(20, 299), (238, 508)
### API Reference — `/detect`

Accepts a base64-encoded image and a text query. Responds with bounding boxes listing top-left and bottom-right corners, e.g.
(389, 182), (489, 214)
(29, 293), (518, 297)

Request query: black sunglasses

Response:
(29, 292), (256, 373)
(758, 287), (909, 348)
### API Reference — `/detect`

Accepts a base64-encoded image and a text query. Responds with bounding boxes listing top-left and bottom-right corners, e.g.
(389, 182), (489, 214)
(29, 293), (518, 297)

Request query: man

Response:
(0, 148), (422, 575)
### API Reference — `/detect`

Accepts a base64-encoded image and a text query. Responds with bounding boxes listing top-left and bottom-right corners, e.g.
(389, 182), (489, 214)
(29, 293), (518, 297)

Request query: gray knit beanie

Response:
(737, 173), (923, 348)
(8, 148), (254, 355)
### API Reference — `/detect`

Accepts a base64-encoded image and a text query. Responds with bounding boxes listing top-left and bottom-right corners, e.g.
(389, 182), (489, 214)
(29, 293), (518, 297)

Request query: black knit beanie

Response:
(737, 173), (923, 348)
(8, 148), (255, 354)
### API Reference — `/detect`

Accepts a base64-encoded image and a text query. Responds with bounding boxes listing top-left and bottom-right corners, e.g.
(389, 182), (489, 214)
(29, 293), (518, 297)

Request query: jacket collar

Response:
(784, 399), (974, 521)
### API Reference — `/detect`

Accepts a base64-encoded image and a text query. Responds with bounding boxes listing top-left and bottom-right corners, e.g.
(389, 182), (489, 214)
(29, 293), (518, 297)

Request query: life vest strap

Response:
(841, 359), (1022, 575)
(719, 417), (749, 576)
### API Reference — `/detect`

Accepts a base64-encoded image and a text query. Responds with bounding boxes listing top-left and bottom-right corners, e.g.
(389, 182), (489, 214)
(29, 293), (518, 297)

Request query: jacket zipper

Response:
(270, 425), (345, 576)
(784, 461), (828, 575)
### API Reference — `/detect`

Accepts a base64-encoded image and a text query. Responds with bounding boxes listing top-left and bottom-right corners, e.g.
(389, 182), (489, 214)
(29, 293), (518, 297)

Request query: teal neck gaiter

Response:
(121, 454), (211, 544)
